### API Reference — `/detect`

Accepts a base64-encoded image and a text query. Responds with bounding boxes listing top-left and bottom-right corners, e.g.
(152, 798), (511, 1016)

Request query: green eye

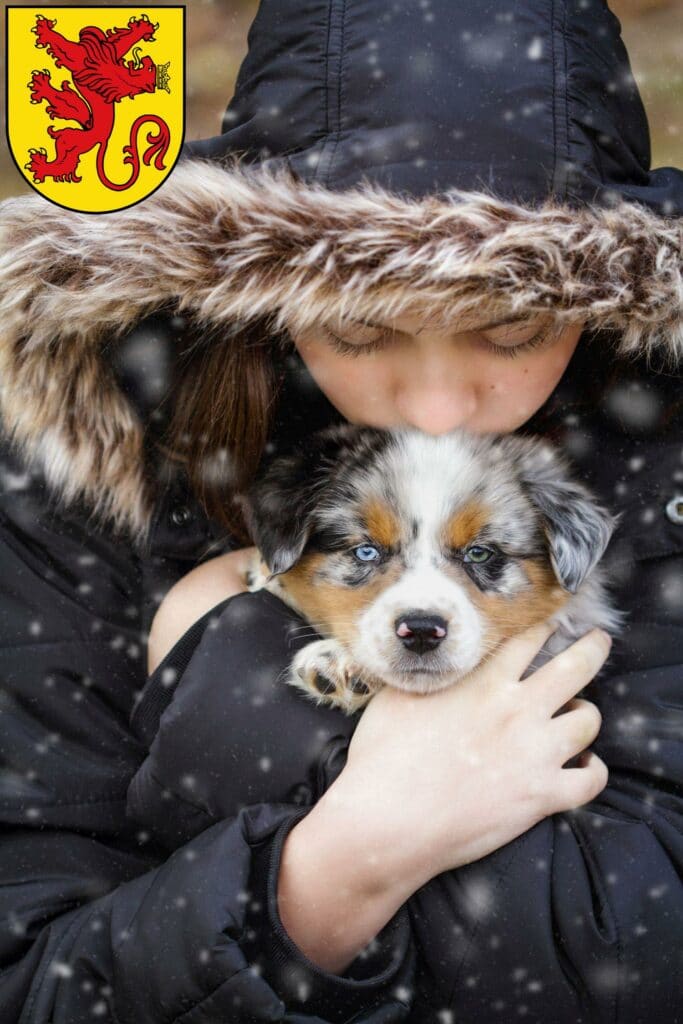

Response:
(464, 545), (493, 564)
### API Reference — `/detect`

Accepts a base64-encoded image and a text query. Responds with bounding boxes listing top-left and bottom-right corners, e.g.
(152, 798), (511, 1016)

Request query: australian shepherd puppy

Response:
(238, 424), (624, 716)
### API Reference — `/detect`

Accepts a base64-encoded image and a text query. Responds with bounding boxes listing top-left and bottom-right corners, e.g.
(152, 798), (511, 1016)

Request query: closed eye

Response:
(482, 326), (554, 360)
(322, 327), (392, 357)
(322, 322), (559, 360)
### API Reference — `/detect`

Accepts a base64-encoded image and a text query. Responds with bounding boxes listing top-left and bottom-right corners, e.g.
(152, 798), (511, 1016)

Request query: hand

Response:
(220, 545), (259, 588)
(321, 619), (611, 890)
(146, 546), (258, 676)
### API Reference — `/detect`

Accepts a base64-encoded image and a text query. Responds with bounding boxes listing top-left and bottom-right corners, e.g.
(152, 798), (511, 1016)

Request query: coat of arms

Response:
(6, 6), (185, 212)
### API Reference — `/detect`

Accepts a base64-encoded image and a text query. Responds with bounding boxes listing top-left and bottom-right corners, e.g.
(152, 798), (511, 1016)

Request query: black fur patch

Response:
(463, 553), (508, 591)
(243, 424), (394, 577)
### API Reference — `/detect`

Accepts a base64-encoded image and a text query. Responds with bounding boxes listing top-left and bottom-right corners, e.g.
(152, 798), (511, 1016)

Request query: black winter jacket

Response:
(1, 329), (681, 1023)
(1, 1), (682, 1022)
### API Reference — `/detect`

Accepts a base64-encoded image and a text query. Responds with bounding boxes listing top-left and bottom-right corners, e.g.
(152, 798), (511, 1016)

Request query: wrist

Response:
(279, 791), (417, 974)
(306, 769), (435, 898)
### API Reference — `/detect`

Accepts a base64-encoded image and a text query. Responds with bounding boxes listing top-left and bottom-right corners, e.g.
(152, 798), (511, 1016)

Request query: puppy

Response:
(237, 424), (625, 716)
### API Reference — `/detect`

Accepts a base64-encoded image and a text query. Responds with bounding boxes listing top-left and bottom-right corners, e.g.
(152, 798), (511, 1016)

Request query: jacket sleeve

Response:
(0, 445), (415, 1024)
(1, 623), (415, 1024)
(125, 588), (418, 1022)
(412, 618), (683, 1023)
(2, 801), (415, 1024)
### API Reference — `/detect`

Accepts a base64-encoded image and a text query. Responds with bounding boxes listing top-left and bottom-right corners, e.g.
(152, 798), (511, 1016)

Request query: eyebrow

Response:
(348, 314), (536, 334)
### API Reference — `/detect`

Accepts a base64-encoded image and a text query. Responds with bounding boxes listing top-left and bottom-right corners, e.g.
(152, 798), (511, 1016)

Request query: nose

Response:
(395, 384), (477, 435)
(395, 612), (448, 654)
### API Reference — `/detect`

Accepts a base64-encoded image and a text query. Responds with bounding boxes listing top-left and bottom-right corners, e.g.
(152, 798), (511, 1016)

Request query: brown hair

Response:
(151, 315), (293, 544)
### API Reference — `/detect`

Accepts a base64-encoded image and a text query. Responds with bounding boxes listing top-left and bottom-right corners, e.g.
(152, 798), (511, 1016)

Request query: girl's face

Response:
(288, 312), (585, 434)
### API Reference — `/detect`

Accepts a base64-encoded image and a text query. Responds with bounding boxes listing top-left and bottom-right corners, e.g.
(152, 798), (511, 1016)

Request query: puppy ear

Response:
(238, 425), (353, 579)
(238, 453), (320, 578)
(503, 438), (622, 594)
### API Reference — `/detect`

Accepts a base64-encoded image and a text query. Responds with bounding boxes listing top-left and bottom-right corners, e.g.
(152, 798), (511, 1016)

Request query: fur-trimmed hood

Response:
(0, 0), (681, 553)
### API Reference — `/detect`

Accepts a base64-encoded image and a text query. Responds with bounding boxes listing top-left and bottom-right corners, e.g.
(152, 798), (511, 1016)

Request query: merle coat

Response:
(0, 1), (681, 1022)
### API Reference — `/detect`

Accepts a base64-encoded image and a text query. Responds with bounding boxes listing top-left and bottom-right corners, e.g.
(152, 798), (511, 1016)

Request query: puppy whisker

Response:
(288, 622), (325, 638)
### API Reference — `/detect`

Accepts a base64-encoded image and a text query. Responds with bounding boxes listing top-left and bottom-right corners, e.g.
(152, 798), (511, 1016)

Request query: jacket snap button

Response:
(665, 495), (683, 525)
(169, 503), (193, 527)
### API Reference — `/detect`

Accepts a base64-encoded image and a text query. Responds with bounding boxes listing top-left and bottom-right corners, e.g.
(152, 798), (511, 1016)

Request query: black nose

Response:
(395, 613), (448, 654)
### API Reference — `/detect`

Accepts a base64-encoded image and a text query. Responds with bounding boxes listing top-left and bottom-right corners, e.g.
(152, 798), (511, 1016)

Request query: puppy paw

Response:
(286, 639), (380, 715)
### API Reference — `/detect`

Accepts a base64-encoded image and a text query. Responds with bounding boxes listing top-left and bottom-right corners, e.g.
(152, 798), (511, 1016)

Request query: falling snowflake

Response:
(49, 961), (74, 979)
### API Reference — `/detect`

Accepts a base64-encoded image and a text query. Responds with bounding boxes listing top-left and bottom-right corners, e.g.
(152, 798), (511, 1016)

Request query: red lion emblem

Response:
(24, 12), (171, 190)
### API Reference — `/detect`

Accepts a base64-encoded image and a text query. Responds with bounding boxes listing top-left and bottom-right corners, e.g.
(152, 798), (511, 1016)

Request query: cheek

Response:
(486, 324), (581, 388)
(471, 560), (570, 642)
(483, 345), (576, 414)
(519, 354), (578, 414)
(281, 555), (403, 643)
(507, 359), (563, 400)
(294, 340), (391, 415)
(537, 336), (581, 384)
(531, 325), (584, 388)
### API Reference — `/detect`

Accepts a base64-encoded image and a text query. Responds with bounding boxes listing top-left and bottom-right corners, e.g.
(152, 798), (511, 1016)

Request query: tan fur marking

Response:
(471, 558), (570, 649)
(444, 502), (491, 550)
(362, 498), (401, 548)
(278, 553), (401, 646)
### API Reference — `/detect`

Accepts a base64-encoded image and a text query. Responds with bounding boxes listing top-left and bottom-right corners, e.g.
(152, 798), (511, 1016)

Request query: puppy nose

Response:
(395, 613), (448, 654)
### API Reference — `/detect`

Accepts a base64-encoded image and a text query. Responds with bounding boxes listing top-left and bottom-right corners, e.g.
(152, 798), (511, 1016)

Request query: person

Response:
(0, 1), (681, 1022)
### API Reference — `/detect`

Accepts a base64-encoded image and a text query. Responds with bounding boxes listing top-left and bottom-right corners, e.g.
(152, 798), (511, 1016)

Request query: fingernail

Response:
(597, 629), (612, 646)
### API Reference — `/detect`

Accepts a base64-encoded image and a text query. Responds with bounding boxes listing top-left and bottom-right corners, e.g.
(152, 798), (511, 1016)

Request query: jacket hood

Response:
(183, 0), (683, 214)
(0, 0), (681, 553)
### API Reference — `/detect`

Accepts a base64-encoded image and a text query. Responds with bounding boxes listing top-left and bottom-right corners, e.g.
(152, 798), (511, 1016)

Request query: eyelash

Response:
(324, 328), (392, 357)
(323, 326), (552, 359)
(483, 327), (552, 359)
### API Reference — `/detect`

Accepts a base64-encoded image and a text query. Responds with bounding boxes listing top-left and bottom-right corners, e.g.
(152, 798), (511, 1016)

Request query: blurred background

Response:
(1, 0), (681, 200)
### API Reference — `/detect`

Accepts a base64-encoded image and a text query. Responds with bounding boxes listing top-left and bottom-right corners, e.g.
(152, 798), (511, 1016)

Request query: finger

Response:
(485, 619), (558, 681)
(551, 696), (597, 718)
(549, 700), (603, 762)
(228, 546), (260, 585)
(554, 750), (609, 811)
(529, 629), (612, 716)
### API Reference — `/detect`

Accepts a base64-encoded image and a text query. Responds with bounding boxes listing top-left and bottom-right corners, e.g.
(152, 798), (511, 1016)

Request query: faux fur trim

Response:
(0, 154), (681, 550)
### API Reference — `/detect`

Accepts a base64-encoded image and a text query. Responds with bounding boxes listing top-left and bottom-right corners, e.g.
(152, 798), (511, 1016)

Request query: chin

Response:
(385, 667), (468, 695)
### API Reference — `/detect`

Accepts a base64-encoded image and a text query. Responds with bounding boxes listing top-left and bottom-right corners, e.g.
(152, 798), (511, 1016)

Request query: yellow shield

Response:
(6, 6), (184, 213)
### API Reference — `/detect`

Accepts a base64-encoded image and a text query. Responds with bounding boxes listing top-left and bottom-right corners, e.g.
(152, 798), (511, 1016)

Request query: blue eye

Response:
(464, 545), (493, 564)
(354, 544), (381, 562)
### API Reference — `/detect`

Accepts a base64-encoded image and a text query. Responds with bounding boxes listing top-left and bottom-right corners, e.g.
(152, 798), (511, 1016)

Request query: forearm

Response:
(277, 775), (426, 974)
